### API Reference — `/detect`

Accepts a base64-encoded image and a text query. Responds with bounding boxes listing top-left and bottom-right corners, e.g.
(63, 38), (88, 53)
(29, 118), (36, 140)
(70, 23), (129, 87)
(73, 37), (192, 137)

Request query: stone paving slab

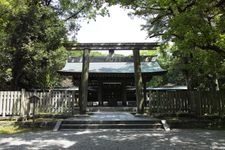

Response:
(66, 112), (159, 121)
(0, 129), (225, 150)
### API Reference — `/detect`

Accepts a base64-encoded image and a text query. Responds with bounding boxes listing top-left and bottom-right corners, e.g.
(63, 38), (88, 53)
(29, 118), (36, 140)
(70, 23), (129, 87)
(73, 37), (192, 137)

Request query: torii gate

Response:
(63, 42), (159, 115)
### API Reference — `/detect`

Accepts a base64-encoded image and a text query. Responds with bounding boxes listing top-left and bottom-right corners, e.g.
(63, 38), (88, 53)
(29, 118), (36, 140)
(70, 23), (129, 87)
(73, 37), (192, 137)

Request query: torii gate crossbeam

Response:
(63, 42), (159, 115)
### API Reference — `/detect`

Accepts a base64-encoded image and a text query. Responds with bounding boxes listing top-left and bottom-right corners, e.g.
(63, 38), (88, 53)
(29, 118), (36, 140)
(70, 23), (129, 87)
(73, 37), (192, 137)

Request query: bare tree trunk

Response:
(214, 76), (220, 91)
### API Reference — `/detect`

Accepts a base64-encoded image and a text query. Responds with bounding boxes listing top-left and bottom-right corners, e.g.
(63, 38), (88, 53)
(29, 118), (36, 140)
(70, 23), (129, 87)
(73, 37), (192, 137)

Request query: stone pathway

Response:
(0, 129), (225, 150)
(67, 112), (159, 121)
(56, 112), (164, 131)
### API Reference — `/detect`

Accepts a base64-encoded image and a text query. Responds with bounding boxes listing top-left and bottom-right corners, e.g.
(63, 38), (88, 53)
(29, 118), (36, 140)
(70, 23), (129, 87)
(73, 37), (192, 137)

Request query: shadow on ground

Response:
(0, 129), (225, 150)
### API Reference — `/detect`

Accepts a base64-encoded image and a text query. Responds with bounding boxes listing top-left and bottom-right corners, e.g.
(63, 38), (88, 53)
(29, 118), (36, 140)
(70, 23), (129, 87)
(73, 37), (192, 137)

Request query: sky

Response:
(76, 5), (157, 55)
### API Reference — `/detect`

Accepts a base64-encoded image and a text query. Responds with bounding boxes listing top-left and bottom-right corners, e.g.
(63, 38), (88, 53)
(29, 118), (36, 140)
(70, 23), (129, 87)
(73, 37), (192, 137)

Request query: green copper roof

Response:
(59, 56), (166, 74)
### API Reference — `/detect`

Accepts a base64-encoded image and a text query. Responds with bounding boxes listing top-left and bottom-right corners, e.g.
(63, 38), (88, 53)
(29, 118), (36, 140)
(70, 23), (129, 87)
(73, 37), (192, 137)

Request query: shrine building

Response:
(58, 43), (166, 114)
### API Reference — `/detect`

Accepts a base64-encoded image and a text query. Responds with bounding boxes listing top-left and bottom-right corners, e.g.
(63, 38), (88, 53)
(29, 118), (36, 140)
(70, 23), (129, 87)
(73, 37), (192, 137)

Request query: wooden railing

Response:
(0, 90), (225, 117)
(148, 91), (225, 117)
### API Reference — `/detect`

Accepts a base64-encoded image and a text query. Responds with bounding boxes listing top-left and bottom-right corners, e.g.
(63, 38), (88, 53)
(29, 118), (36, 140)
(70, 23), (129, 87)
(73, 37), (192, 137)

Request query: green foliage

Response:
(25, 46), (68, 89)
(151, 45), (225, 90)
(68, 51), (83, 57)
(57, 0), (109, 38)
(109, 0), (225, 90)
(0, 1), (68, 90)
(68, 51), (106, 57)
(148, 46), (187, 87)
(117, 0), (225, 56)
(140, 50), (158, 56)
(0, 0), (108, 90)
(90, 51), (106, 56)
(1, 0), (225, 91)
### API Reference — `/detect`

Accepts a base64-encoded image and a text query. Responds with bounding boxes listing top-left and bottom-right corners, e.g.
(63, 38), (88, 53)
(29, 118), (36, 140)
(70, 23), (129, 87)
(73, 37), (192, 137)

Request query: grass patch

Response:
(0, 121), (28, 134)
(0, 115), (66, 134)
(0, 121), (44, 134)
(0, 126), (30, 134)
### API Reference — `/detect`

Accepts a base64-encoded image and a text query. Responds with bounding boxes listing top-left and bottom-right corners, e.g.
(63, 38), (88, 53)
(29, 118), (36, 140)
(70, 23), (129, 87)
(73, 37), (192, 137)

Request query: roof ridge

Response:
(68, 56), (156, 63)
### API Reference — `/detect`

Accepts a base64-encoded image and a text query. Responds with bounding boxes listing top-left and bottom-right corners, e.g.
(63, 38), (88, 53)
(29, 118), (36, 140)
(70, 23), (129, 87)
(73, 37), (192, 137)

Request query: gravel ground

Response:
(0, 129), (225, 150)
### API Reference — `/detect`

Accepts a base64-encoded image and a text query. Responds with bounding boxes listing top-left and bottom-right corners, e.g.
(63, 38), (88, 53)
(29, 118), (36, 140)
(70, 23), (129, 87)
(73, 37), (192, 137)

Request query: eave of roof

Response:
(147, 86), (188, 91)
(58, 62), (166, 74)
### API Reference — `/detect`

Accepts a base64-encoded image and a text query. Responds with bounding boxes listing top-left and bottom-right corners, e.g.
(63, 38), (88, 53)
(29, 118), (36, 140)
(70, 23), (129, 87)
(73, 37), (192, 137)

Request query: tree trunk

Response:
(11, 50), (25, 90)
(214, 74), (220, 91)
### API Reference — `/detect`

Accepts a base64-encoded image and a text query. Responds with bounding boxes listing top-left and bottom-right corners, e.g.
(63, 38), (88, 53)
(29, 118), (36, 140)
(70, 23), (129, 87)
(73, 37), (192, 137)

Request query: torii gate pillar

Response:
(64, 43), (159, 115)
(133, 49), (145, 114)
(79, 49), (90, 114)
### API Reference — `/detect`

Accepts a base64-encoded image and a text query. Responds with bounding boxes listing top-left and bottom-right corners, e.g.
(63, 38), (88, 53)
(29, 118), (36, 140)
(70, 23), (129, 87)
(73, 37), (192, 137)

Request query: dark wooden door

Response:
(103, 83), (122, 106)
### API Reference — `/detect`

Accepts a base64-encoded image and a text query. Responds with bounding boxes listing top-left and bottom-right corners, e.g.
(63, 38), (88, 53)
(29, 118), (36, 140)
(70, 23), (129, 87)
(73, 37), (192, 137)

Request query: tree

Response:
(108, 0), (225, 56)
(0, 1), (67, 89)
(107, 0), (225, 90)
(0, 0), (14, 89)
(0, 0), (108, 90)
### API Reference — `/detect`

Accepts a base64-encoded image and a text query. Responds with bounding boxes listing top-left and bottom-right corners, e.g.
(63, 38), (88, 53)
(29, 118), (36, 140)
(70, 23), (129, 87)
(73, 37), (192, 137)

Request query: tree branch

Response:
(198, 44), (225, 57)
(182, 0), (196, 12)
(42, 0), (52, 6)
(64, 0), (94, 21)
(148, 33), (164, 38)
(215, 0), (225, 7)
(64, 6), (86, 21)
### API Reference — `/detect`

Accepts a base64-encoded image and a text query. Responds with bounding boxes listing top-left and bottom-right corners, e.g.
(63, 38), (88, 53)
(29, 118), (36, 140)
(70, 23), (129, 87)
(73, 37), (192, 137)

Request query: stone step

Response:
(60, 123), (163, 130)
(85, 107), (137, 112)
(62, 120), (160, 125)
(53, 112), (169, 131)
(59, 119), (164, 130)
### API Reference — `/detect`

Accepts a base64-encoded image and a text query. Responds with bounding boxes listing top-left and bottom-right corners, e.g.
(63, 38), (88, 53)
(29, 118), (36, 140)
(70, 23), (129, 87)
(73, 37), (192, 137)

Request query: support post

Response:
(71, 90), (75, 116)
(2, 92), (5, 117)
(98, 82), (103, 106)
(144, 81), (147, 107)
(79, 49), (90, 114)
(20, 89), (26, 118)
(122, 83), (127, 106)
(133, 49), (145, 114)
(32, 101), (36, 129)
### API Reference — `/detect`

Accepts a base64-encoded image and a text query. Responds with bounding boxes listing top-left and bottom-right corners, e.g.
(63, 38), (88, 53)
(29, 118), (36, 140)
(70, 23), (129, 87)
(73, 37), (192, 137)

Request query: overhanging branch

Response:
(198, 44), (225, 57)
(64, 0), (94, 21)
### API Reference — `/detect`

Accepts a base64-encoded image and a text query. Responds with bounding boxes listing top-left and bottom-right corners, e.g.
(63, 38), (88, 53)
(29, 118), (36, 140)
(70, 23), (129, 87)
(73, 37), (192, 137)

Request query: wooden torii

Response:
(64, 42), (159, 115)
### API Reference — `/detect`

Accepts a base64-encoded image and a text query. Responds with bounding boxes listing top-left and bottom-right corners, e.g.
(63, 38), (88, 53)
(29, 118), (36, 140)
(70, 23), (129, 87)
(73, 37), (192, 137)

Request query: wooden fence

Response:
(149, 91), (225, 117)
(0, 90), (78, 117)
(0, 90), (225, 117)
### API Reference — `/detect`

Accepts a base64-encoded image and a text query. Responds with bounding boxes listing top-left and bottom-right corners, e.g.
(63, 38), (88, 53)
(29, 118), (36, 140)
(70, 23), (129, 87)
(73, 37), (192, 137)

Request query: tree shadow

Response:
(0, 129), (225, 149)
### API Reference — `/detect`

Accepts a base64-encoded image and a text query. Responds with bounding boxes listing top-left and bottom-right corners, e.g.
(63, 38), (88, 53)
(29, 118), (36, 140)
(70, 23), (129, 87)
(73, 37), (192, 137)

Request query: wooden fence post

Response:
(71, 91), (75, 116)
(0, 92), (2, 117)
(20, 89), (27, 118)
(1, 91), (6, 117)
(189, 91), (194, 114)
(222, 91), (225, 117)
(196, 91), (202, 117)
(63, 90), (67, 113)
(48, 89), (52, 113)
(148, 91), (153, 115)
(219, 91), (224, 117)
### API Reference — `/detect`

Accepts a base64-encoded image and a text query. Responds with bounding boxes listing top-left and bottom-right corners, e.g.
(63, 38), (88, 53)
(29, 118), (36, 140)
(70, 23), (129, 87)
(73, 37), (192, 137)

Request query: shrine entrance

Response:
(103, 82), (122, 106)
(59, 42), (166, 114)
